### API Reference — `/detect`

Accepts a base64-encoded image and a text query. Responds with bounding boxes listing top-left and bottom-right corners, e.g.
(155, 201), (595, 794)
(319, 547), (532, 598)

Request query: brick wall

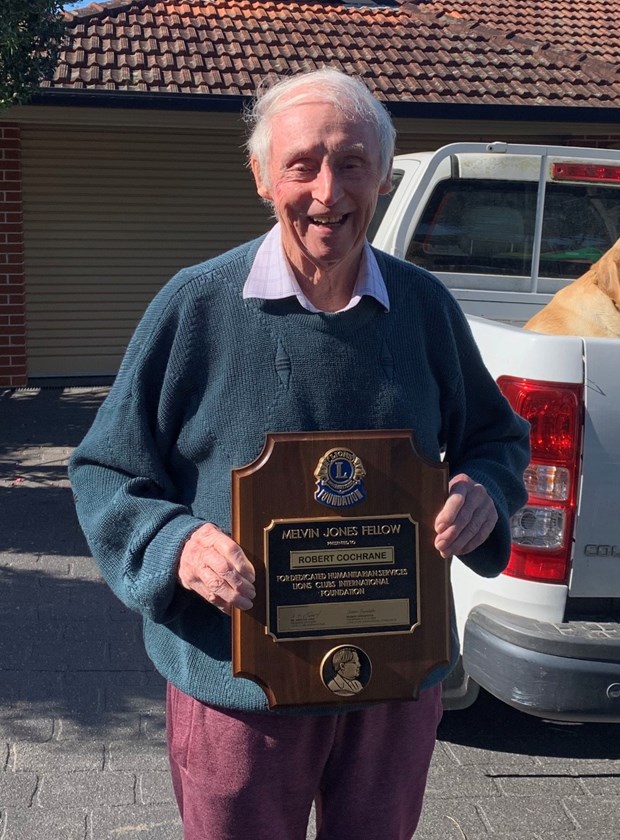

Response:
(565, 135), (620, 150)
(0, 124), (27, 388)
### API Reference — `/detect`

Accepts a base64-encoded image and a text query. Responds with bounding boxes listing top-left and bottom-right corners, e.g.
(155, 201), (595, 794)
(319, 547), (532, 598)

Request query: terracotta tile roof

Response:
(43, 0), (620, 108)
(408, 1), (620, 68)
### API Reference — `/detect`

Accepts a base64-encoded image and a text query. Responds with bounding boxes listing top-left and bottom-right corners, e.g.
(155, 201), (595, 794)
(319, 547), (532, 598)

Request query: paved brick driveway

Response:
(1, 386), (618, 839)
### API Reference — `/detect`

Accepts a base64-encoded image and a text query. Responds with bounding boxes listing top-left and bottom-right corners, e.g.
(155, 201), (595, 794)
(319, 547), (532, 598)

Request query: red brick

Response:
(0, 364), (27, 377)
(0, 255), (24, 267)
(0, 174), (21, 186)
(4, 369), (28, 383)
(0, 375), (26, 387)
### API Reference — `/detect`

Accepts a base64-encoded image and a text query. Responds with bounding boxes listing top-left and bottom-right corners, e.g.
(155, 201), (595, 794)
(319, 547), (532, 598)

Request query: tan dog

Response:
(524, 238), (620, 338)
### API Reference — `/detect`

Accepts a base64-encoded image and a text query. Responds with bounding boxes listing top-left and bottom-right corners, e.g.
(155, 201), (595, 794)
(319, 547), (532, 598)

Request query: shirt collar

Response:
(243, 223), (390, 313)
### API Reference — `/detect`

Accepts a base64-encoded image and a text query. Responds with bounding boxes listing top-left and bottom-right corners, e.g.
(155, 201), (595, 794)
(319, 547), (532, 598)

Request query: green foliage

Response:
(0, 0), (67, 109)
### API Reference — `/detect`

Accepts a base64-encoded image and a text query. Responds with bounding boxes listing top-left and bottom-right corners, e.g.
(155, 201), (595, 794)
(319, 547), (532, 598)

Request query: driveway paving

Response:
(1, 385), (618, 839)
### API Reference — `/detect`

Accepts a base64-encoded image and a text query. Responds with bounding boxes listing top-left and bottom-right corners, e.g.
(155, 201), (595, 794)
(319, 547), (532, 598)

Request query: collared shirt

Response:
(242, 223), (390, 313)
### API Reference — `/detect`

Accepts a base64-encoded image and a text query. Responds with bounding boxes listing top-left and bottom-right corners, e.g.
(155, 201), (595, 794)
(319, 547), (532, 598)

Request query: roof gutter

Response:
(30, 88), (620, 125)
(388, 100), (620, 124)
(31, 89), (250, 112)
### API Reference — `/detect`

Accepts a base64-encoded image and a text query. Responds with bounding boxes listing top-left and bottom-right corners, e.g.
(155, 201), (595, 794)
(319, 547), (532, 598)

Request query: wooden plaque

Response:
(232, 430), (450, 709)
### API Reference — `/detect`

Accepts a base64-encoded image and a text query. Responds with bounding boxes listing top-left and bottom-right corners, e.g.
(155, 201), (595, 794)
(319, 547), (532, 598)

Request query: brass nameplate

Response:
(265, 515), (419, 641)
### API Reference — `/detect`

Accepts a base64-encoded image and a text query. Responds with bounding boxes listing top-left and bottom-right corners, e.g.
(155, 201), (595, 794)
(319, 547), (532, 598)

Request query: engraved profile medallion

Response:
(314, 448), (367, 508)
(321, 645), (372, 697)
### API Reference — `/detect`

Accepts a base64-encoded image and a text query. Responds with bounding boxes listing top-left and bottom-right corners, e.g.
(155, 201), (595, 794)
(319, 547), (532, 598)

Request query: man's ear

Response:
(251, 155), (272, 201)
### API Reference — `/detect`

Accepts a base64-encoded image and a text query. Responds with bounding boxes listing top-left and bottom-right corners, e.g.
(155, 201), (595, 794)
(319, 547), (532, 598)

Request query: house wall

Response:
(0, 124), (27, 387)
(1, 104), (620, 386)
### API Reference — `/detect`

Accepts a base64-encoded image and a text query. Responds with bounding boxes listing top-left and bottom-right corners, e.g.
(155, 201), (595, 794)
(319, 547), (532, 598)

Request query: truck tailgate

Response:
(570, 338), (620, 597)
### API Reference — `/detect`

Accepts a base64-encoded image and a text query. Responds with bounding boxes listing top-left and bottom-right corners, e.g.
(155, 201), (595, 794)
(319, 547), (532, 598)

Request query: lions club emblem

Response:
(314, 448), (367, 508)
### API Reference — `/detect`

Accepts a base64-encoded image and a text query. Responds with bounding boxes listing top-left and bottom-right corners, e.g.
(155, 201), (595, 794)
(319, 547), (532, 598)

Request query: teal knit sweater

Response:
(68, 237), (530, 712)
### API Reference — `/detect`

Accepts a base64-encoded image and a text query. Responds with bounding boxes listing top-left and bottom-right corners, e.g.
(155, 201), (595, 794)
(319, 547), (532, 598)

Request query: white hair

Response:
(245, 67), (396, 186)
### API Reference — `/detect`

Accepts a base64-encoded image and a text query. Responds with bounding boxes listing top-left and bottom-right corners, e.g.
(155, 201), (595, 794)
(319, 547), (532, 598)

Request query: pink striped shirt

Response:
(242, 223), (390, 313)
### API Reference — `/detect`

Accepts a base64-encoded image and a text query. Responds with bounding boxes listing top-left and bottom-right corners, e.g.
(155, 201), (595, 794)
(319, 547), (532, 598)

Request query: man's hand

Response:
(177, 523), (256, 615)
(434, 474), (498, 559)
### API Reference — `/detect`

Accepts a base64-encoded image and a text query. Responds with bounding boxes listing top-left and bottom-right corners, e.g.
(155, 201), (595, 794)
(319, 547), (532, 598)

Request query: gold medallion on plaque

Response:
(321, 645), (372, 697)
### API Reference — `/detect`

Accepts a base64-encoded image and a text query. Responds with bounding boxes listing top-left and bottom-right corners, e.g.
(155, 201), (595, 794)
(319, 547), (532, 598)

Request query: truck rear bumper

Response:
(463, 605), (620, 722)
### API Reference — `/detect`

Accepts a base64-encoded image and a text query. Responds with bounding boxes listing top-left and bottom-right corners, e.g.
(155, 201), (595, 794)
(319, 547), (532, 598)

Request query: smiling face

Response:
(251, 98), (392, 295)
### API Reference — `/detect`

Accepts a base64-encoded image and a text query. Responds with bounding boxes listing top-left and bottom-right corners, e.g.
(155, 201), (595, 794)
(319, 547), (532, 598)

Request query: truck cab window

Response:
(405, 178), (620, 285)
(539, 185), (617, 278)
(405, 180), (536, 279)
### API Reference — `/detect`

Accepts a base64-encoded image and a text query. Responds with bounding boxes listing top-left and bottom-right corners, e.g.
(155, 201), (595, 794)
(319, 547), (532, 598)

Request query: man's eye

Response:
(289, 161), (315, 173)
(340, 159), (365, 173)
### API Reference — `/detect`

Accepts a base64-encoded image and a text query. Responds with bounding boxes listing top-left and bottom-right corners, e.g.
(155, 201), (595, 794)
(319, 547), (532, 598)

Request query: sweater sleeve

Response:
(68, 273), (205, 623)
(439, 298), (531, 578)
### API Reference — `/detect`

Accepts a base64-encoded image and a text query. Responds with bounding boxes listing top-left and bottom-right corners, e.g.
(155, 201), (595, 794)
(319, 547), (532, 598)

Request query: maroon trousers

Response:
(167, 682), (442, 840)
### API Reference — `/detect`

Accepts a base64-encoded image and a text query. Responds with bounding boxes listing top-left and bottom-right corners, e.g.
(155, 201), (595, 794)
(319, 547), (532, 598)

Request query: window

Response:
(404, 179), (620, 283)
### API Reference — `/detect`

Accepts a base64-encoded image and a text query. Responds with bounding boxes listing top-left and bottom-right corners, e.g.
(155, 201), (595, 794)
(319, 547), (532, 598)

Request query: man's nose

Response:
(313, 164), (343, 206)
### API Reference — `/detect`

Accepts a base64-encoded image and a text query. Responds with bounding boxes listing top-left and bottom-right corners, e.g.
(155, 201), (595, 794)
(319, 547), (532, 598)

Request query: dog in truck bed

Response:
(524, 238), (620, 338)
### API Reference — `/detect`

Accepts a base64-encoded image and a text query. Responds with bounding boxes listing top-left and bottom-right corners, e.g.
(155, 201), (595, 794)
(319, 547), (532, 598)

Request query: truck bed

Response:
(469, 316), (620, 600)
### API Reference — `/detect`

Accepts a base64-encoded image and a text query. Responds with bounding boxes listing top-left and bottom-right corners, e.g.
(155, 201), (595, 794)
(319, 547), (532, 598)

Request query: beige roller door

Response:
(19, 112), (578, 379)
(21, 119), (270, 378)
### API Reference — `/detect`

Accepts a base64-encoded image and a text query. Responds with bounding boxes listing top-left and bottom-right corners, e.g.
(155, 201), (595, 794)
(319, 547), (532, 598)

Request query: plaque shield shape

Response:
(231, 430), (450, 709)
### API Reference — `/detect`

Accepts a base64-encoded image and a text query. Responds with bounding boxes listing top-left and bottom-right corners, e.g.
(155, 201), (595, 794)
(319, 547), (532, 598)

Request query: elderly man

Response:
(69, 68), (529, 840)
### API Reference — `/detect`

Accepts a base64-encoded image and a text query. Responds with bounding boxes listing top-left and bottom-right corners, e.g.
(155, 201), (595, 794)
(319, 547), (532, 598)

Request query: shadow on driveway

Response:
(1, 385), (167, 734)
(439, 685), (620, 760)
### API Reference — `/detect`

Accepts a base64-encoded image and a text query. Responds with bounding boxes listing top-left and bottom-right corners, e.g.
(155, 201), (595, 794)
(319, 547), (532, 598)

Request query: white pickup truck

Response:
(370, 142), (620, 722)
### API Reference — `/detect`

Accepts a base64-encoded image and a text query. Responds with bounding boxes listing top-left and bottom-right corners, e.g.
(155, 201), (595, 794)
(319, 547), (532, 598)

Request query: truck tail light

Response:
(497, 377), (583, 584)
(551, 162), (620, 184)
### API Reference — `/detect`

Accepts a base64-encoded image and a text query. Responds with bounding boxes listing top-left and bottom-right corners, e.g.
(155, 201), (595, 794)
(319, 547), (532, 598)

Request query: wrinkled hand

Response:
(434, 474), (498, 559)
(177, 523), (256, 615)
